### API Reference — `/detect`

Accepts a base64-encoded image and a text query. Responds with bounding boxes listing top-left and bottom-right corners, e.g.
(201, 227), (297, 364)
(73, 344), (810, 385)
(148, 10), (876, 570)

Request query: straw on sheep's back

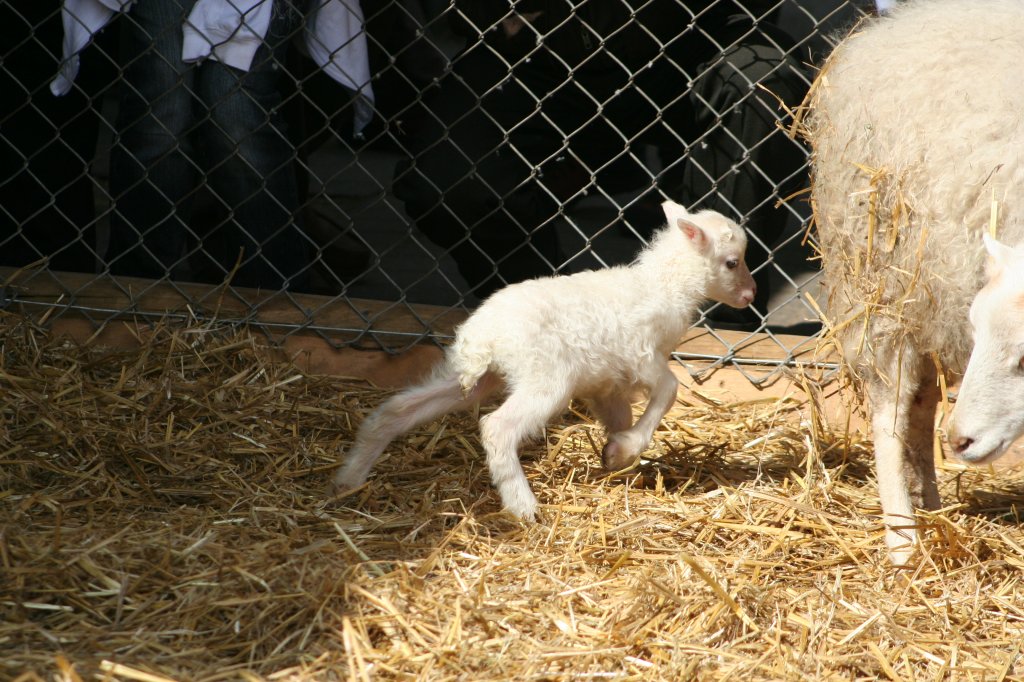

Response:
(807, 0), (1024, 374)
(804, 0), (1024, 564)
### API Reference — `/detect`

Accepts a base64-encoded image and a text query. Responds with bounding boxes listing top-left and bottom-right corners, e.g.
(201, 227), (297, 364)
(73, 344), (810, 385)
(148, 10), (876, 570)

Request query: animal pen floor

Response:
(4, 314), (1024, 682)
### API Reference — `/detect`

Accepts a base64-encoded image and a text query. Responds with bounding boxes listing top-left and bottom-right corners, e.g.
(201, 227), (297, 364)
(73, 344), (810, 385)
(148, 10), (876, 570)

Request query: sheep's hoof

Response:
(601, 439), (638, 471)
(886, 528), (918, 567)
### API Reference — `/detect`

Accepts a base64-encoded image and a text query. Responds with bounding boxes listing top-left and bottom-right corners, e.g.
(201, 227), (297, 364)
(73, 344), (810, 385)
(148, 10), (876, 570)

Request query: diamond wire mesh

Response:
(1, 1), (875, 383)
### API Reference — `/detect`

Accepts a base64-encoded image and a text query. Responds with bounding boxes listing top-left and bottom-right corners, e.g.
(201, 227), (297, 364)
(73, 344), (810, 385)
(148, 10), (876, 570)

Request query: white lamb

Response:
(806, 0), (1024, 564)
(329, 201), (756, 518)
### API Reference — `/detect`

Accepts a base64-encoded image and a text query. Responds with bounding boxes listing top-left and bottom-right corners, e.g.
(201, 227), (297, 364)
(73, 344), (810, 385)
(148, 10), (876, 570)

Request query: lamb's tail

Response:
(447, 333), (496, 396)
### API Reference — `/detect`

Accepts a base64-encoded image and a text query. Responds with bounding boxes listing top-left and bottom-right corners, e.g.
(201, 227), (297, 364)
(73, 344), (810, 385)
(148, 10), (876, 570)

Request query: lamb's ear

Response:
(983, 233), (1015, 280)
(677, 218), (710, 253)
(661, 200), (690, 227)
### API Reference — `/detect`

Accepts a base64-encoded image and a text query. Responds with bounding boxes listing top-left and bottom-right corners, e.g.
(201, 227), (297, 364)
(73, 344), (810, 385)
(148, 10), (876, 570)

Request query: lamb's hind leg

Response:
(479, 384), (570, 520)
(868, 349), (941, 565)
(601, 367), (679, 471)
(587, 390), (634, 434)
(330, 370), (502, 495)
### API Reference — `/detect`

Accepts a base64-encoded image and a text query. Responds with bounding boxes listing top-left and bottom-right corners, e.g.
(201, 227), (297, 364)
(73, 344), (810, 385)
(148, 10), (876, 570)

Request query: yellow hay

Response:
(2, 314), (1024, 681)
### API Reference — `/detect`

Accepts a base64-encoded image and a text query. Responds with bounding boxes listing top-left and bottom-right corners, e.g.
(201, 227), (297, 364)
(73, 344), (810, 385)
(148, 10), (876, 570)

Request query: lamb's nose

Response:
(950, 434), (974, 455)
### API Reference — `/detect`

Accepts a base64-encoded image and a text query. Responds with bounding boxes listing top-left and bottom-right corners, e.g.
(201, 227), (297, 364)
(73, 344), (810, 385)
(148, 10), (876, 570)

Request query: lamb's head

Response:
(661, 201), (756, 308)
(948, 233), (1024, 464)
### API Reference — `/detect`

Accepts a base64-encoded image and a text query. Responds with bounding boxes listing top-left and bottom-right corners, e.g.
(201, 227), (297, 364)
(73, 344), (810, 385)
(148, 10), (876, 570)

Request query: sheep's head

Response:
(661, 201), (756, 309)
(948, 233), (1024, 464)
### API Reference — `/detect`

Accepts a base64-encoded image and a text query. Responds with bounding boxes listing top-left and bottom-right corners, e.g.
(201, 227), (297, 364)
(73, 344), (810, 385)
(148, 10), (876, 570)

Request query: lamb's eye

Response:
(725, 258), (739, 270)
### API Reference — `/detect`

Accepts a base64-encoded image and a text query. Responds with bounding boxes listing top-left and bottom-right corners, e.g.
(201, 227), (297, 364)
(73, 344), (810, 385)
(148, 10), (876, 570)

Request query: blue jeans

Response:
(108, 0), (310, 290)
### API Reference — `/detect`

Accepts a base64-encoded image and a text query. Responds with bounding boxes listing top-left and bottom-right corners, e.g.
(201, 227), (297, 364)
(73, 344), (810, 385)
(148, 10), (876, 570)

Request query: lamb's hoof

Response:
(507, 508), (537, 523)
(502, 491), (539, 522)
(601, 438), (638, 471)
(327, 469), (365, 499)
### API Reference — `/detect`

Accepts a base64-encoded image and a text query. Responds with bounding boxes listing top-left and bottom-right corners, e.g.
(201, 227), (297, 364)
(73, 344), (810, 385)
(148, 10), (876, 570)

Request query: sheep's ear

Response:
(677, 218), (710, 252)
(983, 233), (1016, 279)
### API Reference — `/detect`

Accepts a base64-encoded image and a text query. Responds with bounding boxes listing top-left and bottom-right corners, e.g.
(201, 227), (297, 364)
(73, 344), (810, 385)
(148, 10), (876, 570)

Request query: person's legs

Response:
(108, 0), (197, 279)
(393, 47), (567, 300)
(196, 1), (311, 290)
(662, 40), (810, 323)
(0, 3), (114, 272)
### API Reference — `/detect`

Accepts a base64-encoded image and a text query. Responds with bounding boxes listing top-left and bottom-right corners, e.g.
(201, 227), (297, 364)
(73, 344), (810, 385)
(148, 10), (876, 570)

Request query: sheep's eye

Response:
(1018, 354), (1024, 373)
(725, 258), (739, 270)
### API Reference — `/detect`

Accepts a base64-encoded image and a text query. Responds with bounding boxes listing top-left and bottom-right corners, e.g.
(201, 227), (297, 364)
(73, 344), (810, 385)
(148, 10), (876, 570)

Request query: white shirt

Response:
(52, 0), (374, 133)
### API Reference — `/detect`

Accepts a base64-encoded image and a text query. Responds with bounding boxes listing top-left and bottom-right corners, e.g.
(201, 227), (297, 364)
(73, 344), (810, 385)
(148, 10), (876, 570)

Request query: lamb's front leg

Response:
(601, 367), (678, 470)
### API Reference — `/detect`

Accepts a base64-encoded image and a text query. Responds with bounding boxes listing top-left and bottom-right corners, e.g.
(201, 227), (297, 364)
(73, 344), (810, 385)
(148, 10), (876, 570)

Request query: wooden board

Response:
(1, 266), (857, 429)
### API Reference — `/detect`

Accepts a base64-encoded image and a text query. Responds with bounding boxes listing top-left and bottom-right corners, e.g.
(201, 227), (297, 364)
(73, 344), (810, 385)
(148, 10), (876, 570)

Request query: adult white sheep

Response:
(329, 201), (756, 519)
(806, 0), (1024, 564)
(948, 236), (1024, 462)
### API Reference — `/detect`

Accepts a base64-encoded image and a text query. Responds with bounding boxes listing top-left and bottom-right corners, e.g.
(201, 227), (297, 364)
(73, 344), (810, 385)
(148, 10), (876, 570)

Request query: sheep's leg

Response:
(905, 359), (942, 510)
(601, 368), (679, 470)
(479, 386), (569, 520)
(330, 370), (502, 495)
(868, 350), (941, 565)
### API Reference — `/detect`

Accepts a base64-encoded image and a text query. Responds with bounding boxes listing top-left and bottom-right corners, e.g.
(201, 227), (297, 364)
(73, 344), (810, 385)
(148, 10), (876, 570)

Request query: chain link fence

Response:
(1, 0), (876, 383)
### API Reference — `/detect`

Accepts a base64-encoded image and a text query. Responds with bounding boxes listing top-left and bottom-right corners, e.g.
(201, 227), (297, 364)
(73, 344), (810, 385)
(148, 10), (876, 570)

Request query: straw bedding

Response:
(3, 313), (1024, 681)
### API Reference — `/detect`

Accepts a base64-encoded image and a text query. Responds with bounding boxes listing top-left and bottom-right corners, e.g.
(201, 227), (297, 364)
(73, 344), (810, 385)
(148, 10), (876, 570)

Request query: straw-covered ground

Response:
(3, 314), (1024, 681)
